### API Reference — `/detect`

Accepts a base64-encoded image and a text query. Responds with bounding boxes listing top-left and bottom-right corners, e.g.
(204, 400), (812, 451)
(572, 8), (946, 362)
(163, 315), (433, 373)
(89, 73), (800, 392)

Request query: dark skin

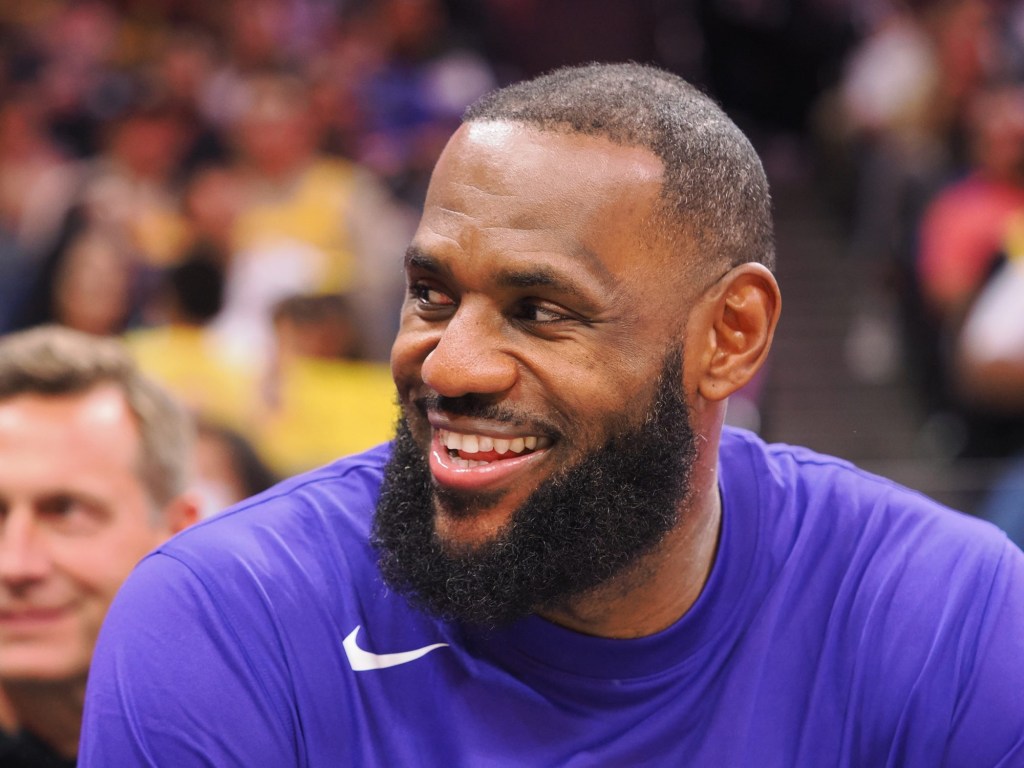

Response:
(390, 122), (781, 638)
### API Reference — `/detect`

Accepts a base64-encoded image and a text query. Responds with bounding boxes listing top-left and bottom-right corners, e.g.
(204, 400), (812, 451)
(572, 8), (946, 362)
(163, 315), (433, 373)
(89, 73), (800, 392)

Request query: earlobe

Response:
(696, 264), (781, 402)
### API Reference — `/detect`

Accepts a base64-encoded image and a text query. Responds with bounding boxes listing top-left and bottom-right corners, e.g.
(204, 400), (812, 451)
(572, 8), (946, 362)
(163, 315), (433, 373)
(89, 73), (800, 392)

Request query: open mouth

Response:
(438, 428), (553, 468)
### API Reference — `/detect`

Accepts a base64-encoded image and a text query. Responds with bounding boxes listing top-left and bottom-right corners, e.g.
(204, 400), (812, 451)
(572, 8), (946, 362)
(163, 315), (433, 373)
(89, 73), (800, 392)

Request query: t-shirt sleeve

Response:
(79, 552), (300, 767)
(942, 540), (1024, 767)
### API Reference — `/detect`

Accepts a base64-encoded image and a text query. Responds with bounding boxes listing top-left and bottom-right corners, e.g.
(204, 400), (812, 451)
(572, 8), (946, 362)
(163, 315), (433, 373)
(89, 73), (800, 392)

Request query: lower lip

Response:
(429, 433), (549, 491)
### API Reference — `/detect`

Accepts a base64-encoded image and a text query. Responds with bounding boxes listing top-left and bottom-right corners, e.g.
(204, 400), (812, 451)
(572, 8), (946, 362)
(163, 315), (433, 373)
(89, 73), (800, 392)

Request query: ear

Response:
(158, 492), (201, 536)
(693, 263), (781, 402)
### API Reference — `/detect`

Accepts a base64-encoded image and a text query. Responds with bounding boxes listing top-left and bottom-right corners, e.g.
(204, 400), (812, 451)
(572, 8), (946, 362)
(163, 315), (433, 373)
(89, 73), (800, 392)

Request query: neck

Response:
(3, 678), (85, 759)
(539, 424), (724, 639)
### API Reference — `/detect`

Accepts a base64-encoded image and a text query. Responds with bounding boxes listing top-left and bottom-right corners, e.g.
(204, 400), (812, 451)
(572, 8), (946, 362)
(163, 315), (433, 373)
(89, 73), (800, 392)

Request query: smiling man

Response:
(81, 64), (1024, 767)
(0, 326), (197, 767)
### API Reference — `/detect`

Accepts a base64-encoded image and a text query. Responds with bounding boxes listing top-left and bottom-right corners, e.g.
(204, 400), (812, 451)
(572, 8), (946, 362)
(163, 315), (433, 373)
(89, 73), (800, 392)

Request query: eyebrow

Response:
(405, 246), (447, 276)
(494, 264), (590, 299)
(404, 245), (613, 298)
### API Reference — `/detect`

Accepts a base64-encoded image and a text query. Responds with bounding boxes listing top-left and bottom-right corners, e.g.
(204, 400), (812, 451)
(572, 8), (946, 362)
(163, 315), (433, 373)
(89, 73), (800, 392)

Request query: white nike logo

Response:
(343, 625), (449, 671)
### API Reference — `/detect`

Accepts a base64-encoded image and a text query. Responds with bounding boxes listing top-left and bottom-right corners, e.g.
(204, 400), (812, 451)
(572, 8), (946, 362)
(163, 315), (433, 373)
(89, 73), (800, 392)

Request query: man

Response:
(80, 64), (1024, 766)
(0, 326), (198, 766)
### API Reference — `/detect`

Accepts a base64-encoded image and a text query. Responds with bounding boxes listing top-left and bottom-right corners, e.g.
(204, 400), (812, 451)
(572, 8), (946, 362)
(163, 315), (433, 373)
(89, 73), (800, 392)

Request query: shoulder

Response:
(722, 426), (969, 519)
(719, 426), (1014, 588)
(719, 429), (1024, 757)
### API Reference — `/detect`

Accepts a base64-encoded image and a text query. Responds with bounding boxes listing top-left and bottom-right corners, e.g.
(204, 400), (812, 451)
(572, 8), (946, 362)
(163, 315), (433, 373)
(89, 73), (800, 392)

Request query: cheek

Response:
(537, 357), (660, 443)
(53, 529), (163, 600)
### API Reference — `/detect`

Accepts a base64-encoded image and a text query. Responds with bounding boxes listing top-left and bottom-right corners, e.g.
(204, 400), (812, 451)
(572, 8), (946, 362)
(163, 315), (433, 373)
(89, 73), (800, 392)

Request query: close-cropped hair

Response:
(0, 325), (193, 508)
(464, 62), (775, 280)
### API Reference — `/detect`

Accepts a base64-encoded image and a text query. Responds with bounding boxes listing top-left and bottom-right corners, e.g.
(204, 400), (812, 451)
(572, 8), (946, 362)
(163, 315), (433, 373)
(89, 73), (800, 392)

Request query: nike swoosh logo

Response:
(343, 625), (449, 671)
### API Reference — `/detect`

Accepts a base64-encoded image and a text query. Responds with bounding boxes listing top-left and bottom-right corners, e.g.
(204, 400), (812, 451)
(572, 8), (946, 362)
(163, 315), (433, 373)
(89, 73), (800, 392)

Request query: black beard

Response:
(371, 346), (698, 628)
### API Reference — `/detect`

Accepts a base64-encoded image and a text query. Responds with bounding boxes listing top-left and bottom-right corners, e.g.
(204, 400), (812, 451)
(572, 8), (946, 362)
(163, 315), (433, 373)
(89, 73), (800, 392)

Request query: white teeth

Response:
(442, 431), (462, 451)
(437, 428), (549, 458)
(450, 455), (488, 468)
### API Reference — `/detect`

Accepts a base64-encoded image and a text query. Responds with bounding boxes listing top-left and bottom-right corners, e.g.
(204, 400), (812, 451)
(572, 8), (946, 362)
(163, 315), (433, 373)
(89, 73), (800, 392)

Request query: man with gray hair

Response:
(82, 63), (1023, 766)
(0, 325), (198, 766)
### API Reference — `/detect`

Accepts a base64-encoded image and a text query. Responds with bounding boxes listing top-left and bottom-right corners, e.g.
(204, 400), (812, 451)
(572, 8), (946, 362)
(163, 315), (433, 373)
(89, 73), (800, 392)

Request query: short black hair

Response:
(464, 62), (775, 277)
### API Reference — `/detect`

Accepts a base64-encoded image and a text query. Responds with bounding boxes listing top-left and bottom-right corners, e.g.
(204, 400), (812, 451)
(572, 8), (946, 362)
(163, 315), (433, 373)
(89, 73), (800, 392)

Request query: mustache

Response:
(413, 393), (522, 422)
(411, 393), (558, 436)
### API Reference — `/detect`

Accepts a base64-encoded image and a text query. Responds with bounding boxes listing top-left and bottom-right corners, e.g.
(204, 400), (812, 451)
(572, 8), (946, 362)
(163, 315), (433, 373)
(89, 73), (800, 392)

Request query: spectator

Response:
(838, 0), (993, 269)
(49, 227), (138, 337)
(7, 88), (195, 335)
(0, 90), (76, 262)
(254, 292), (398, 477)
(0, 325), (198, 765)
(917, 80), (1024, 324)
(912, 79), (1024, 456)
(213, 71), (415, 363)
(126, 252), (258, 435)
(0, 91), (79, 333)
(341, 0), (498, 206)
(80, 91), (192, 269)
(954, 215), (1024, 411)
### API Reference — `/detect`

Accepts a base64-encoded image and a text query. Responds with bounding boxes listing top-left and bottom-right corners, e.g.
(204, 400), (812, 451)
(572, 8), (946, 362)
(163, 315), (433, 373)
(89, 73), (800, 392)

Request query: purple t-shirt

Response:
(79, 428), (1024, 766)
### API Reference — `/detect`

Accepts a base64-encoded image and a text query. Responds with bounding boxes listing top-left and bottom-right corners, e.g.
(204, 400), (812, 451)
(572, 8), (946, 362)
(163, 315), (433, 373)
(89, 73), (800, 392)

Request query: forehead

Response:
(435, 121), (663, 194)
(417, 122), (666, 276)
(0, 386), (142, 484)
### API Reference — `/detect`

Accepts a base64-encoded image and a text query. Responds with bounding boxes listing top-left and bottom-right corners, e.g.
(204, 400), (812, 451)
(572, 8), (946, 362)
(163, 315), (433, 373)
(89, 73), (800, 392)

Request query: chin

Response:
(428, 465), (549, 548)
(432, 499), (516, 551)
(0, 653), (89, 686)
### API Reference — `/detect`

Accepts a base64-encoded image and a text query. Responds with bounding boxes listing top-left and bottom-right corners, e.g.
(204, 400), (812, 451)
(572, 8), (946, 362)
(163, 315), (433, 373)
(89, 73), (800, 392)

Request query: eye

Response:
(410, 281), (455, 309)
(37, 494), (103, 535)
(39, 494), (82, 518)
(513, 300), (572, 324)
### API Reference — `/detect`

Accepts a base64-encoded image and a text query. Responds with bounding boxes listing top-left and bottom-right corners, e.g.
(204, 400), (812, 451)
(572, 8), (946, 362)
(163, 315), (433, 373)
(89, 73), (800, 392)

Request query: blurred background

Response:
(2, 0), (1023, 534)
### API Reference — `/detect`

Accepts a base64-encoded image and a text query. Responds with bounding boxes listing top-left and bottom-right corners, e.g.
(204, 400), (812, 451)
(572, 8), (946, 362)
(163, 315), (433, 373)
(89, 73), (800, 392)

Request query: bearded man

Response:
(80, 63), (1024, 767)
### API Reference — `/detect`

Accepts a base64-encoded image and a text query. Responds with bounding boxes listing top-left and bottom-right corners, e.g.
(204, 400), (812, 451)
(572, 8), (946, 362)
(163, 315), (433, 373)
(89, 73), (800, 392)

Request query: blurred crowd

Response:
(816, 0), (1024, 532)
(0, 0), (504, 502)
(1, 0), (1024, 525)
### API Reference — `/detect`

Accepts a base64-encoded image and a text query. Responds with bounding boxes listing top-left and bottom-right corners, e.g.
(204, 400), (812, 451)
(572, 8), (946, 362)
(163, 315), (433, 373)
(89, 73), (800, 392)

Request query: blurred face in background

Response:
(971, 85), (1024, 183)
(236, 78), (318, 177)
(184, 165), (241, 248)
(0, 386), (180, 684)
(108, 111), (187, 182)
(52, 231), (134, 336)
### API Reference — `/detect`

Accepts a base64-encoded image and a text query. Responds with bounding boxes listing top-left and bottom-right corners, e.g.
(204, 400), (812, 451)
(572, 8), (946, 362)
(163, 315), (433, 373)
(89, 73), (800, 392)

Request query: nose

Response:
(420, 302), (518, 398)
(0, 508), (50, 586)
